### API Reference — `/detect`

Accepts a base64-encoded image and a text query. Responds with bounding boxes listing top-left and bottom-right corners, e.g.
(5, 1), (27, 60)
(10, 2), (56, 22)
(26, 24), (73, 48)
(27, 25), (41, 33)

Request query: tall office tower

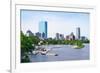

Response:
(59, 34), (65, 40)
(76, 27), (80, 40)
(56, 33), (60, 40)
(39, 21), (48, 39)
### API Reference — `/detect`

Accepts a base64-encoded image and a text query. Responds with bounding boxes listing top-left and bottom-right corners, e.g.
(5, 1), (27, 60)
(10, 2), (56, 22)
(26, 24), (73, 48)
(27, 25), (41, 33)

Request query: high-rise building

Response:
(56, 33), (60, 40)
(39, 21), (48, 39)
(55, 33), (65, 40)
(59, 34), (64, 40)
(76, 27), (80, 40)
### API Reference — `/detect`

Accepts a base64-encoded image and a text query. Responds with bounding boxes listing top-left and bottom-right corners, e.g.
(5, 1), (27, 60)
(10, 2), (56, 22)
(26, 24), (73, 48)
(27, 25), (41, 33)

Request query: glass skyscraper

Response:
(39, 21), (48, 39)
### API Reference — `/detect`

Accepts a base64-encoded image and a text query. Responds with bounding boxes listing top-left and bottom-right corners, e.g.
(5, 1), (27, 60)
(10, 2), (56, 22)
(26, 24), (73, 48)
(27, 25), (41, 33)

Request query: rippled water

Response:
(29, 44), (89, 62)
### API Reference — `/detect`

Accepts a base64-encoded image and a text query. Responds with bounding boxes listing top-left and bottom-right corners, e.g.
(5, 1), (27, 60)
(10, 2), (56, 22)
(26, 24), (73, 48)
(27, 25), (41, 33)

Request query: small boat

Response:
(41, 51), (47, 55)
(55, 54), (58, 56)
(46, 53), (58, 56)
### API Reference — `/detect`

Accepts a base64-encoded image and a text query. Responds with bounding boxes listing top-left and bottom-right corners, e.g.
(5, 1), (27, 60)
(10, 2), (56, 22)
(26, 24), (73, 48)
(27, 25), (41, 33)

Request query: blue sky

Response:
(21, 10), (90, 39)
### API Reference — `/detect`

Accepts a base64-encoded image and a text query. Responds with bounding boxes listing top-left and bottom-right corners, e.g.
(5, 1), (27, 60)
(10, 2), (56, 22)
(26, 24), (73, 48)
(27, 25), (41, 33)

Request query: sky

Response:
(21, 10), (90, 39)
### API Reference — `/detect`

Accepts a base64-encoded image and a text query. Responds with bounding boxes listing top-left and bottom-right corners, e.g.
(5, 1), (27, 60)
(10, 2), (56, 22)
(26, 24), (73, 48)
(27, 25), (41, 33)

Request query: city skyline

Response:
(21, 10), (90, 39)
(26, 27), (87, 41)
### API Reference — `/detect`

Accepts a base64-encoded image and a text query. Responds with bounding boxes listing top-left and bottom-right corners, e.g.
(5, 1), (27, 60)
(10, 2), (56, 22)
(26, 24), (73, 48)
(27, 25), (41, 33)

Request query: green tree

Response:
(21, 31), (35, 62)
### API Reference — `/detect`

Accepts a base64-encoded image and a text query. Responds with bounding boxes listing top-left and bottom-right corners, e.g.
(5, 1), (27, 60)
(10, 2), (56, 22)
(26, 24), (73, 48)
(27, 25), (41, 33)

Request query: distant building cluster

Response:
(65, 32), (75, 40)
(26, 30), (34, 36)
(26, 21), (48, 40)
(55, 33), (64, 40)
(25, 20), (88, 41)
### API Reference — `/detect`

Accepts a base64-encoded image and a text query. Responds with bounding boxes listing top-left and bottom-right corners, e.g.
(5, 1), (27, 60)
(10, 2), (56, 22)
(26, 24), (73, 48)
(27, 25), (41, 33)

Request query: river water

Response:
(29, 44), (89, 62)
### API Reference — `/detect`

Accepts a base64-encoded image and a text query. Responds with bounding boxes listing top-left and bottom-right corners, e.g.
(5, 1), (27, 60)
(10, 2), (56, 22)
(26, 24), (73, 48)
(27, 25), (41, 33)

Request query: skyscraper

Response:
(39, 21), (48, 39)
(76, 27), (80, 40)
(56, 33), (60, 40)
